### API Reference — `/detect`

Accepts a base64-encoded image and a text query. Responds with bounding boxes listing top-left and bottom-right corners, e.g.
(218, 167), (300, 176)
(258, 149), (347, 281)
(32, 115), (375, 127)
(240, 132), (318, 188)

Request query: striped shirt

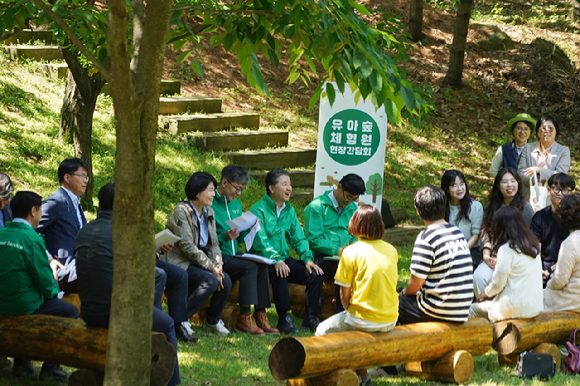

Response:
(410, 223), (474, 322)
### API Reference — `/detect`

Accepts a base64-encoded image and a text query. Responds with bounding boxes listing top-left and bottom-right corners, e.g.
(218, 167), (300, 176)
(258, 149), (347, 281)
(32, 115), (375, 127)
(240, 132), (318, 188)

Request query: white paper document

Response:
(155, 229), (182, 251)
(323, 255), (341, 261)
(243, 222), (261, 251)
(237, 253), (276, 265)
(226, 211), (258, 232)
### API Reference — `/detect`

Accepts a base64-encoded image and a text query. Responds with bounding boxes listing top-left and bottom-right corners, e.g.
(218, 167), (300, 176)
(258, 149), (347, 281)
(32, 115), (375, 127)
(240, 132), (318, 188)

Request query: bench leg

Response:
(287, 369), (358, 386)
(404, 350), (474, 384)
(69, 369), (105, 386)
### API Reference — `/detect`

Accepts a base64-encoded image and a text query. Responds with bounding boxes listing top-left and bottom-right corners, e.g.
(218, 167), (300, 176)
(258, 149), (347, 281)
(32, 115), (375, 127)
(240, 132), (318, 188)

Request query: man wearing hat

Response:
(490, 113), (536, 177)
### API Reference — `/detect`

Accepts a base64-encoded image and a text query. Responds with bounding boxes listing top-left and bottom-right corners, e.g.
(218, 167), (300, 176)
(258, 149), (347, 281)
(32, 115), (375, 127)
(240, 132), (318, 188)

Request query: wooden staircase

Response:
(1, 29), (422, 246)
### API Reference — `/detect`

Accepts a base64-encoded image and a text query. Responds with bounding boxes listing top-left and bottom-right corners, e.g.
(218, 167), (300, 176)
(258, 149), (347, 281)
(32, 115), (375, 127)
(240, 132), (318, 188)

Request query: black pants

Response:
(223, 254), (271, 309)
(397, 295), (442, 325)
(186, 264), (232, 324)
(269, 257), (324, 318)
(155, 260), (188, 325)
(314, 256), (343, 313)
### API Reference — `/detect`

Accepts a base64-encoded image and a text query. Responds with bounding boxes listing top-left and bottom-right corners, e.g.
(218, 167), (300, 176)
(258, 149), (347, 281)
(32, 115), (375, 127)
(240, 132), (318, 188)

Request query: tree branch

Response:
(30, 0), (112, 83)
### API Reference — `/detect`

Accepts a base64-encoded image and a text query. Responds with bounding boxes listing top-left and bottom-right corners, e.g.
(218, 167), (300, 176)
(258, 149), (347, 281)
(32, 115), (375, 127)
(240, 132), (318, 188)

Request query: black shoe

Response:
(276, 314), (299, 334)
(176, 323), (199, 343)
(39, 363), (67, 382)
(301, 316), (320, 332)
(12, 359), (35, 378)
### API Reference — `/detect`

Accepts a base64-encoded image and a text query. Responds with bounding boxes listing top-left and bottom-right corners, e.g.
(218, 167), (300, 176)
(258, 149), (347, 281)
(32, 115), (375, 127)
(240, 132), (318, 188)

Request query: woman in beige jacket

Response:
(544, 194), (580, 313)
(162, 171), (232, 335)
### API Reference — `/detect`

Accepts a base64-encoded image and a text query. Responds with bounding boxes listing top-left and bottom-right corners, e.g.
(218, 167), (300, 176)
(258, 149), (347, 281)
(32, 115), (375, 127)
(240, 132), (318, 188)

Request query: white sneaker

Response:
(203, 319), (230, 335)
(181, 321), (195, 336)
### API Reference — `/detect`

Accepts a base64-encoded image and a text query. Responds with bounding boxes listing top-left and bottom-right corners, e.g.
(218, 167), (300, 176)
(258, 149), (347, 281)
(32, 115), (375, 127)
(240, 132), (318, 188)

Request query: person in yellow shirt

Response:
(315, 205), (398, 386)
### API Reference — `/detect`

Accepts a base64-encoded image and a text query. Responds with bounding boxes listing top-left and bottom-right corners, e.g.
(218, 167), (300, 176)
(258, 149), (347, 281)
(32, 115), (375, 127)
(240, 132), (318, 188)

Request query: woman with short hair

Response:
(315, 205), (398, 386)
(544, 194), (580, 312)
(469, 206), (543, 322)
(162, 171), (232, 335)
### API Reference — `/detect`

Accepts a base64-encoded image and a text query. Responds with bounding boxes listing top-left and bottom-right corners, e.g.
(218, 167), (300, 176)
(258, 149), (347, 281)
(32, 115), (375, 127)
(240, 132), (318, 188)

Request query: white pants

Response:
(315, 311), (396, 336)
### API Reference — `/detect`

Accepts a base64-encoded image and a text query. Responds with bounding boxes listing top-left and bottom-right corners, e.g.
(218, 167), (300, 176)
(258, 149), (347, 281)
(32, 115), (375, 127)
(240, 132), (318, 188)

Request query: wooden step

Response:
(382, 225), (424, 245)
(188, 130), (288, 151)
(2, 30), (57, 45)
(290, 190), (314, 205)
(1, 46), (62, 61)
(250, 170), (314, 188)
(159, 96), (221, 115)
(39, 63), (68, 79)
(101, 80), (181, 96)
(162, 113), (260, 134)
(219, 148), (316, 170)
(390, 207), (407, 223)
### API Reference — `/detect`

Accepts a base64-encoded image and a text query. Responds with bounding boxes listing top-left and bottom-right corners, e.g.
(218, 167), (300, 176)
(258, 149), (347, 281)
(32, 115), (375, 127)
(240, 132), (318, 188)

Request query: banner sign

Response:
(313, 83), (388, 211)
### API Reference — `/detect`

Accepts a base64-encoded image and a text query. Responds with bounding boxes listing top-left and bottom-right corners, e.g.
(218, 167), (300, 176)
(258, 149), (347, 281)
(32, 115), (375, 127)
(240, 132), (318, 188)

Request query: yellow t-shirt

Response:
(335, 239), (399, 324)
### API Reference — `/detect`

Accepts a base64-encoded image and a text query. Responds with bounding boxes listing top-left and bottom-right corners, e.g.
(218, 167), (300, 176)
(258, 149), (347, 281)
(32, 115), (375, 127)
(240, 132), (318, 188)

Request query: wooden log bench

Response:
(0, 314), (176, 386)
(269, 317), (492, 385)
(491, 311), (580, 371)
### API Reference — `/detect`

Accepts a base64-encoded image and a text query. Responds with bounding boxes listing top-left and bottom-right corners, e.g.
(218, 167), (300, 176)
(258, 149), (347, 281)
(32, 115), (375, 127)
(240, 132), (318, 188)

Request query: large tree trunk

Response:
(105, 1), (172, 386)
(573, 0), (580, 22)
(442, 0), (474, 89)
(59, 47), (105, 207)
(408, 0), (424, 42)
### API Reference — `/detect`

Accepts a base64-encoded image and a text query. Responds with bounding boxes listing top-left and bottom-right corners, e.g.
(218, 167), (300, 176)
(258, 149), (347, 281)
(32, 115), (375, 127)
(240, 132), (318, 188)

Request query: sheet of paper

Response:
(226, 211), (258, 232)
(237, 252), (276, 265)
(244, 222), (261, 251)
(155, 229), (182, 251)
(323, 255), (341, 261)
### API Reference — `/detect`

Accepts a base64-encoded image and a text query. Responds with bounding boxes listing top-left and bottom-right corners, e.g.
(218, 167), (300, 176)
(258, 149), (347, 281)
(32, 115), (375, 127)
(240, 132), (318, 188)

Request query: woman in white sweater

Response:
(544, 194), (580, 312)
(469, 206), (543, 322)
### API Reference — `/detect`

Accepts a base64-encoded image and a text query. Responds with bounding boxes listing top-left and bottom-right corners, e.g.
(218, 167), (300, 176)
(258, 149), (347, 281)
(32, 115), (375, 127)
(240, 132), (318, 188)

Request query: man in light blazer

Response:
(37, 158), (89, 293)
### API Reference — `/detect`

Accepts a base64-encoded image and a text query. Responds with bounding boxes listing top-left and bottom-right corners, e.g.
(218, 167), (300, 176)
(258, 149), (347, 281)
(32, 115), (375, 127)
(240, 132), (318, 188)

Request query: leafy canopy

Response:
(1, 0), (431, 123)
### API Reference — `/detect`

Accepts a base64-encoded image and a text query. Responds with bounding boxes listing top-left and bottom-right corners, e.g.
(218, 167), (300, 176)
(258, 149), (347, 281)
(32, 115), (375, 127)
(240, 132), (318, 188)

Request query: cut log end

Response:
(492, 321), (519, 355)
(269, 338), (307, 380)
(404, 350), (474, 384)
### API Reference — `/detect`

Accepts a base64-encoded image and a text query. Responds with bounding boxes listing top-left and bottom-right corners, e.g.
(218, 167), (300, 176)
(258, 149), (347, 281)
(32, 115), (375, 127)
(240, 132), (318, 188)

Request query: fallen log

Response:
(286, 369), (358, 386)
(269, 317), (492, 380)
(0, 314), (175, 386)
(404, 350), (474, 384)
(492, 312), (580, 355)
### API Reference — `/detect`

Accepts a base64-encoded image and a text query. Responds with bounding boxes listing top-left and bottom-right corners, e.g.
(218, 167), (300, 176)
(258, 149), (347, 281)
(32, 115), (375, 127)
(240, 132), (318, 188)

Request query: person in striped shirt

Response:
(398, 186), (474, 324)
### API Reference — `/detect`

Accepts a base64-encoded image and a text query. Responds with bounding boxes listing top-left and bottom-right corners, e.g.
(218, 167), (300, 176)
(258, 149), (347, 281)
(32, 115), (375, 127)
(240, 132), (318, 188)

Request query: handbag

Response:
(562, 329), (580, 374)
(529, 172), (549, 212)
(515, 351), (556, 380)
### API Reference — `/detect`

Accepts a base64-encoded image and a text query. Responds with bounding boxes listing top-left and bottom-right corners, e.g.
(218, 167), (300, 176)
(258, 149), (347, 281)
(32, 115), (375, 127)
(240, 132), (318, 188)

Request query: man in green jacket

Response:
(212, 165), (278, 335)
(303, 173), (365, 312)
(0, 191), (78, 381)
(250, 168), (324, 333)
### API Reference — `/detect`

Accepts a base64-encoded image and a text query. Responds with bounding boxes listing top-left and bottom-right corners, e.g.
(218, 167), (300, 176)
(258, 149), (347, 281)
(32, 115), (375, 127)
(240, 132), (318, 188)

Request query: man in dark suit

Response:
(0, 172), (14, 228)
(37, 158), (89, 293)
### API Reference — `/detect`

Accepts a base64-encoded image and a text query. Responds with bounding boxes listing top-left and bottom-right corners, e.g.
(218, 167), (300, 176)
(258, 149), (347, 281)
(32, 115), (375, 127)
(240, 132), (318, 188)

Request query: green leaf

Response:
(191, 58), (204, 77)
(177, 51), (191, 64)
(333, 69), (345, 94)
(400, 86), (416, 112)
(325, 82), (336, 106)
(224, 33), (235, 51)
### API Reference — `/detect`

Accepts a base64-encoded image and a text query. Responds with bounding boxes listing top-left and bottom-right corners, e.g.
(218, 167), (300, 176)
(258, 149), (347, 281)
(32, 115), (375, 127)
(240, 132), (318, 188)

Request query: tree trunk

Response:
(105, 1), (173, 385)
(492, 311), (580, 355)
(269, 318), (492, 380)
(572, 0), (580, 22)
(408, 0), (424, 42)
(59, 47), (105, 207)
(442, 0), (474, 89)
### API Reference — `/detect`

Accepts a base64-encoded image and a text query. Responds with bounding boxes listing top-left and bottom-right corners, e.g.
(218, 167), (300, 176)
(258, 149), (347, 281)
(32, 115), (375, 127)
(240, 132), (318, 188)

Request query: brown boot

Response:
(236, 312), (265, 335)
(254, 311), (280, 335)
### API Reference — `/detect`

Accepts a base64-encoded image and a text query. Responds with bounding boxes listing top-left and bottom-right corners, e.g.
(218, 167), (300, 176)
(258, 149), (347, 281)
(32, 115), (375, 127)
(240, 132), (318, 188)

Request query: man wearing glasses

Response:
(0, 172), (14, 228)
(37, 158), (89, 293)
(211, 165), (279, 335)
(303, 173), (366, 313)
(531, 173), (576, 286)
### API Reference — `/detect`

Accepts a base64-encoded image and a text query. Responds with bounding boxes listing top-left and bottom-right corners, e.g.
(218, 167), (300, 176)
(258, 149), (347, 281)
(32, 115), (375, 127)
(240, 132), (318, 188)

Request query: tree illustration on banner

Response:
(366, 174), (383, 204)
